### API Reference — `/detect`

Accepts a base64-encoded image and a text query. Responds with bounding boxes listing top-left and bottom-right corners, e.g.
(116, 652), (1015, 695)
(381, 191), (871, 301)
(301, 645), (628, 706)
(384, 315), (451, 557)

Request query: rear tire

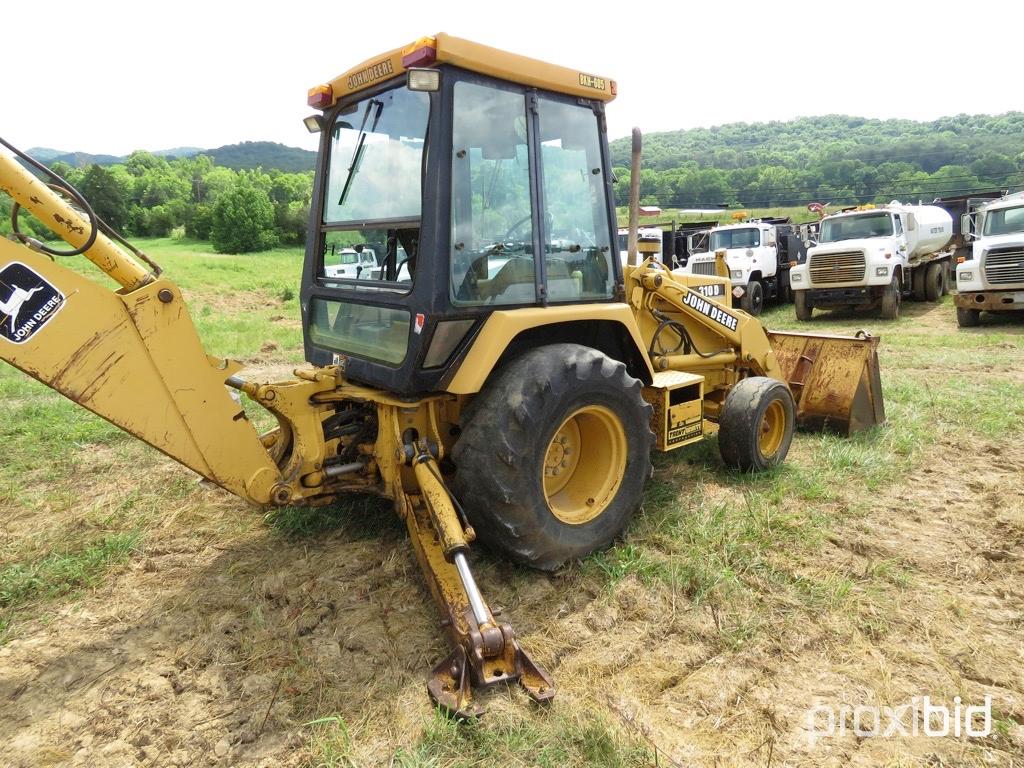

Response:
(452, 344), (654, 571)
(911, 268), (927, 301)
(924, 262), (943, 302)
(940, 263), (950, 296)
(741, 280), (764, 316)
(880, 280), (901, 319)
(957, 307), (981, 327)
(794, 290), (813, 321)
(718, 377), (795, 472)
(777, 278), (791, 305)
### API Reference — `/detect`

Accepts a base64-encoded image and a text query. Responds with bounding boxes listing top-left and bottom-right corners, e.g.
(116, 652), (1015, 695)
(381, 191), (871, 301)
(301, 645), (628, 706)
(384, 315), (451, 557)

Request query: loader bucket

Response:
(767, 330), (885, 435)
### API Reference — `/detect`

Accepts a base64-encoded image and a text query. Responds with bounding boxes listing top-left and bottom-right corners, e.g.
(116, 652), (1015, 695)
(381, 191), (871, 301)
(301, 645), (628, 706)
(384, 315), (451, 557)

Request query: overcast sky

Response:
(6, 0), (1022, 156)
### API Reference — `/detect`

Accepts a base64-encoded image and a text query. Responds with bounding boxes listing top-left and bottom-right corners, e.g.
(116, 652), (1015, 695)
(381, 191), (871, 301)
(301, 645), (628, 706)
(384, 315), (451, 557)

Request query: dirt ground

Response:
(1, 302), (1022, 766)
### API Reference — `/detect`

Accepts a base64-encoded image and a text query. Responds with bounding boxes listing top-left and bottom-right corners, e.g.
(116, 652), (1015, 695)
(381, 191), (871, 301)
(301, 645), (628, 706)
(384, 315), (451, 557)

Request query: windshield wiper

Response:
(338, 99), (383, 208)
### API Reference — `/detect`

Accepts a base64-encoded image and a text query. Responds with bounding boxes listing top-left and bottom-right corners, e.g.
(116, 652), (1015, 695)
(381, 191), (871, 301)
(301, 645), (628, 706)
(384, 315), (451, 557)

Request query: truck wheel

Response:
(924, 262), (943, 302)
(880, 280), (901, 319)
(778, 280), (792, 304)
(452, 344), (654, 571)
(911, 268), (927, 301)
(794, 290), (813, 321)
(956, 307), (981, 327)
(741, 280), (764, 316)
(718, 377), (795, 472)
(940, 263), (950, 296)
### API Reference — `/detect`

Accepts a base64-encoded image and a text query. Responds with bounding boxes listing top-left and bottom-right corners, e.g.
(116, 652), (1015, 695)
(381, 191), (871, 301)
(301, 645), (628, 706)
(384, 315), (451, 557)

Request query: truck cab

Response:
(323, 246), (378, 279)
(790, 203), (953, 320)
(955, 191), (1024, 326)
(617, 227), (663, 264)
(678, 219), (801, 316)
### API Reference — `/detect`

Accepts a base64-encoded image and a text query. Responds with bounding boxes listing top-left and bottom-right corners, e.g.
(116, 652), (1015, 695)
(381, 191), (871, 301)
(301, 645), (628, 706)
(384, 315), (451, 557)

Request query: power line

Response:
(645, 181), (1024, 209)
(636, 170), (1024, 199)
(630, 169), (1024, 204)
(643, 171), (1024, 199)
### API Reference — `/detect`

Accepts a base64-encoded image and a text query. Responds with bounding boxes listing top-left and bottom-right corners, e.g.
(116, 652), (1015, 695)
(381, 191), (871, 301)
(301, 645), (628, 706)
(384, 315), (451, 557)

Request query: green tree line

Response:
(0, 151), (313, 254)
(610, 112), (1024, 209)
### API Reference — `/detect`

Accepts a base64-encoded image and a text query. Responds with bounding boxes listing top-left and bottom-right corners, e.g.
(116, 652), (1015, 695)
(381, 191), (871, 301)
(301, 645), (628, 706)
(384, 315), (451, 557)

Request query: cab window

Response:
(538, 97), (614, 301)
(450, 81), (535, 306)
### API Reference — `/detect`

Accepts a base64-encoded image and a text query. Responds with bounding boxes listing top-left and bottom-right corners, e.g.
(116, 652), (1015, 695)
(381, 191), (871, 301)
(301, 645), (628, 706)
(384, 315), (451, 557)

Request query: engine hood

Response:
(809, 238), (892, 256)
(979, 232), (1024, 252)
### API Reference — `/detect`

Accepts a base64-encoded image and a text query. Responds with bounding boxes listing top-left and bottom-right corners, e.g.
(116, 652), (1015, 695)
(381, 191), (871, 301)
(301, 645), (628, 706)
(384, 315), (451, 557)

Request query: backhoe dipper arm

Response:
(0, 145), (314, 505)
(0, 149), (155, 291)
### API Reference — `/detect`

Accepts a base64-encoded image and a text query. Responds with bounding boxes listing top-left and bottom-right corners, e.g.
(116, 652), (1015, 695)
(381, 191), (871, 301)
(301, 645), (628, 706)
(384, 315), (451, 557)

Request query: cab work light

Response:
(303, 114), (324, 133)
(407, 68), (441, 92)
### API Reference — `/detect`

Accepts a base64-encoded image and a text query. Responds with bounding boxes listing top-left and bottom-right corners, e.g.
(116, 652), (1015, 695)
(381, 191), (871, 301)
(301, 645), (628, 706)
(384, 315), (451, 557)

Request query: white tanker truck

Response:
(790, 202), (954, 320)
(954, 190), (1024, 327)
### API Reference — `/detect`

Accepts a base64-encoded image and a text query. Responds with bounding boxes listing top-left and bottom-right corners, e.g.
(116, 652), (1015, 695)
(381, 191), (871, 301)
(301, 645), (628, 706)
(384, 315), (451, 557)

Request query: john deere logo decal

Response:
(0, 262), (65, 344)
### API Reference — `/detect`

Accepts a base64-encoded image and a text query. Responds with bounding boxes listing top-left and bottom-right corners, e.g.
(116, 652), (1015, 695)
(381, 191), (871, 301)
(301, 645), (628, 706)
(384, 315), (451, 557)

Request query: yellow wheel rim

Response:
(758, 400), (787, 458)
(543, 405), (627, 525)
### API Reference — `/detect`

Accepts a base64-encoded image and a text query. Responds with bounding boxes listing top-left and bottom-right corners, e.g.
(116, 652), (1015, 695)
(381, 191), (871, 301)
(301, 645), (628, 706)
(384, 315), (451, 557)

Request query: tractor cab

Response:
(300, 34), (620, 395)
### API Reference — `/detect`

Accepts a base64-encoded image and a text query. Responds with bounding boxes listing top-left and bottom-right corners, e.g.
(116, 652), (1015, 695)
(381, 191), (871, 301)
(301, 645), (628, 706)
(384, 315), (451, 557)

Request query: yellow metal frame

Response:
(320, 32), (616, 108)
(446, 303), (654, 394)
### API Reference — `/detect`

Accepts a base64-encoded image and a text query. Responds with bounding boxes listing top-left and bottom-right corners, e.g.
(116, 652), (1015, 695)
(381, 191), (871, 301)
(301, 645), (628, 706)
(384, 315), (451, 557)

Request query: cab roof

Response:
(311, 33), (616, 109)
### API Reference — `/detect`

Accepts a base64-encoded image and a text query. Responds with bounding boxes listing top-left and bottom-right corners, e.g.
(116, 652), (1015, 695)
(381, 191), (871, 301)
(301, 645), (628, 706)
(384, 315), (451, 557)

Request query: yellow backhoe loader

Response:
(0, 34), (884, 716)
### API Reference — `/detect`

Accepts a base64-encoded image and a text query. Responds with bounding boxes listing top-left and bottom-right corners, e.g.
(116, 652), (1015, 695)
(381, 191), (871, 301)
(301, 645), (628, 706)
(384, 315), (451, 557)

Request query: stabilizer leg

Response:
(398, 445), (554, 717)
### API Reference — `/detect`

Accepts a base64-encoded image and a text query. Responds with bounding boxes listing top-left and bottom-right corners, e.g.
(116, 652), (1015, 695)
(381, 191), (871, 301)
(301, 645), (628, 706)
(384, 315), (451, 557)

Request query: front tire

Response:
(794, 290), (813, 321)
(718, 377), (795, 472)
(741, 280), (765, 316)
(880, 280), (901, 319)
(452, 344), (654, 571)
(957, 307), (981, 327)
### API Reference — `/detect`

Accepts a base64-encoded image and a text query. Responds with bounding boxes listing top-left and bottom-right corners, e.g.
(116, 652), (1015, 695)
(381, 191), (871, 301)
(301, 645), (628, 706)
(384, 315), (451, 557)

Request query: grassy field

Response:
(1, 238), (1023, 766)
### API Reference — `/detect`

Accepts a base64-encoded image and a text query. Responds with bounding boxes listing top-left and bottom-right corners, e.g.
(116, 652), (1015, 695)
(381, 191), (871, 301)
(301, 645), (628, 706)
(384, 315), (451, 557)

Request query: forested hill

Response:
(206, 142), (315, 172)
(27, 141), (315, 173)
(609, 113), (1024, 209)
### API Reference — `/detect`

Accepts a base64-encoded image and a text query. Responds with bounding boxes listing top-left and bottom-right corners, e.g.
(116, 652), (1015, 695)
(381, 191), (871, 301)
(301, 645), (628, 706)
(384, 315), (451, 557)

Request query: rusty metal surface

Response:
(954, 291), (1024, 312)
(768, 330), (885, 434)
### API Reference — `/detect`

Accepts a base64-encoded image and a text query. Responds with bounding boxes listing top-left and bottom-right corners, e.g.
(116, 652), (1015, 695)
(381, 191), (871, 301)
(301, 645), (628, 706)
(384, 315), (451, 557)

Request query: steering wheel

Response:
(501, 213), (532, 244)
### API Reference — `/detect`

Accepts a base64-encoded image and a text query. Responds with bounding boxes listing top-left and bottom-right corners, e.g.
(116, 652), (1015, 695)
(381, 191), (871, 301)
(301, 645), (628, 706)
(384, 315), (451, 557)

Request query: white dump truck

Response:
(618, 226), (664, 264)
(323, 246), (378, 280)
(954, 190), (1024, 327)
(677, 218), (805, 316)
(790, 202), (953, 320)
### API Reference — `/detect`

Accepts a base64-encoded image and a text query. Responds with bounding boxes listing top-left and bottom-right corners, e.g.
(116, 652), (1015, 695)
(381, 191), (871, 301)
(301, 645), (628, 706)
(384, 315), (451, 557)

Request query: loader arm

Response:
(625, 261), (884, 433)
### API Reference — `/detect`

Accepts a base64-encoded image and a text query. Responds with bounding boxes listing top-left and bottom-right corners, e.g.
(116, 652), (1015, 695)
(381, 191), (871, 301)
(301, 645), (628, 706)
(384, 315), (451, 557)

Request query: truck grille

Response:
(983, 247), (1024, 285)
(809, 250), (866, 285)
(690, 260), (717, 276)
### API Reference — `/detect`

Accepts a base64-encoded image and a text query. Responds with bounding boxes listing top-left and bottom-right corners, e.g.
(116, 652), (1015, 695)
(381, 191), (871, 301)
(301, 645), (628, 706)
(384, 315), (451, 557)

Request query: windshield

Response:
(324, 86), (429, 224)
(983, 205), (1024, 236)
(819, 212), (894, 243)
(710, 227), (760, 250)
